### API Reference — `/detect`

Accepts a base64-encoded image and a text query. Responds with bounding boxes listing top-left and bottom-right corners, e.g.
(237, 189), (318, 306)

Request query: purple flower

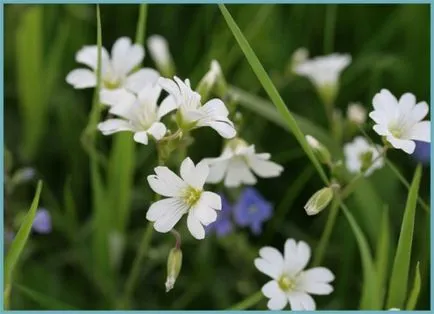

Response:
(206, 195), (234, 237)
(32, 208), (52, 234)
(412, 141), (430, 165)
(233, 187), (272, 235)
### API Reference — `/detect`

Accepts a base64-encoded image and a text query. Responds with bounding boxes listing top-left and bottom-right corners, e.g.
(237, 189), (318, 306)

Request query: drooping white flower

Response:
(146, 157), (221, 240)
(294, 53), (351, 105)
(66, 37), (159, 96)
(255, 239), (335, 310)
(158, 76), (236, 138)
(147, 35), (174, 77)
(369, 89), (431, 154)
(203, 138), (283, 188)
(97, 84), (176, 145)
(343, 136), (384, 176)
(347, 102), (366, 125)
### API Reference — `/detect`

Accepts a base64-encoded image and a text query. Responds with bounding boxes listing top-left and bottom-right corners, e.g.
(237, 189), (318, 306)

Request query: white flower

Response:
(343, 136), (384, 176)
(294, 53), (351, 89)
(306, 135), (320, 149)
(158, 76), (236, 138)
(369, 89), (430, 154)
(347, 102), (366, 125)
(66, 37), (159, 96)
(146, 157), (222, 240)
(255, 239), (335, 310)
(389, 308), (400, 311)
(203, 138), (283, 188)
(97, 84), (176, 145)
(147, 35), (174, 77)
(290, 47), (309, 71)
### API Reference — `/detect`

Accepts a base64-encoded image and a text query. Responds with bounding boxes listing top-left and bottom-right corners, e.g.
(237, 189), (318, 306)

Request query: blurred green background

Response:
(4, 4), (430, 310)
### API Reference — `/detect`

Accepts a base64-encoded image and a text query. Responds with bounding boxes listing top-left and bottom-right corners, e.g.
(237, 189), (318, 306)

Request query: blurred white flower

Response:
(347, 102), (366, 125)
(389, 309), (400, 311)
(147, 35), (175, 77)
(290, 47), (309, 72)
(146, 157), (221, 240)
(305, 135), (332, 165)
(97, 84), (176, 145)
(294, 53), (351, 105)
(369, 89), (430, 154)
(158, 76), (236, 138)
(255, 239), (335, 310)
(343, 136), (384, 176)
(66, 37), (159, 96)
(203, 138), (283, 188)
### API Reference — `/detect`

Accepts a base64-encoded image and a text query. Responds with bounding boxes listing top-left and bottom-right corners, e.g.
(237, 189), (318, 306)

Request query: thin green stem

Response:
(134, 4), (147, 46)
(227, 291), (263, 310)
(323, 4), (338, 54)
(312, 197), (340, 266)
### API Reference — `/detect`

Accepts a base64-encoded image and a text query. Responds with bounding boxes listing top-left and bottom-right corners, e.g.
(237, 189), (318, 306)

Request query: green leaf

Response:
(218, 4), (329, 185)
(375, 206), (391, 309)
(16, 7), (46, 161)
(405, 262), (421, 310)
(386, 165), (422, 309)
(340, 203), (378, 309)
(14, 284), (77, 310)
(4, 181), (43, 309)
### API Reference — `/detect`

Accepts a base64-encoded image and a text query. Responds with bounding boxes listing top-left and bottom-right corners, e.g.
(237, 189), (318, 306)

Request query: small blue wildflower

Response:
(412, 141), (430, 165)
(32, 208), (52, 234)
(233, 187), (272, 235)
(206, 195), (234, 237)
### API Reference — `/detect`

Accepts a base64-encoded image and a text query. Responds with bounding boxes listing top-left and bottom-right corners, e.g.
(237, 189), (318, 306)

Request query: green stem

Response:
(227, 291), (263, 310)
(312, 197), (340, 266)
(323, 4), (337, 54)
(134, 4), (147, 46)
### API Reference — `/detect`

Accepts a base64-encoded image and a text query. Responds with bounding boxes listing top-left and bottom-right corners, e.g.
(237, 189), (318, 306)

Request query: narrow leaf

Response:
(386, 165), (422, 309)
(405, 262), (421, 310)
(14, 284), (77, 310)
(375, 206), (391, 309)
(218, 4), (329, 185)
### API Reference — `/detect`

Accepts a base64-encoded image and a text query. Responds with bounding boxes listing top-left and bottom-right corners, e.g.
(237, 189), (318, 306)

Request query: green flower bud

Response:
(165, 247), (182, 292)
(304, 187), (334, 216)
(196, 60), (227, 101)
(305, 135), (332, 165)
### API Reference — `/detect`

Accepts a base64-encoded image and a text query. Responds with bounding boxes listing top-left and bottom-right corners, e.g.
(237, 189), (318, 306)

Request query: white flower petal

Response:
(408, 121), (430, 142)
(76, 45), (110, 71)
(147, 35), (171, 68)
(158, 95), (178, 119)
(284, 239), (311, 275)
(150, 198), (188, 233)
(147, 166), (187, 197)
(372, 89), (399, 114)
(386, 136), (416, 154)
(198, 119), (236, 139)
(187, 212), (205, 239)
(180, 158), (209, 189)
(262, 280), (281, 299)
(399, 92), (416, 113)
(298, 267), (335, 293)
(97, 119), (134, 135)
(288, 292), (316, 311)
(205, 159), (229, 184)
(224, 160), (251, 188)
(133, 131), (149, 145)
(102, 88), (136, 108)
(201, 98), (229, 117)
(409, 101), (429, 123)
(111, 37), (145, 75)
(66, 69), (96, 89)
(200, 191), (222, 210)
(369, 110), (389, 125)
(190, 200), (218, 226)
(158, 77), (182, 102)
(254, 258), (281, 280)
(147, 122), (167, 141)
(125, 68), (160, 93)
(248, 156), (283, 178)
(372, 123), (390, 136)
(266, 290), (288, 310)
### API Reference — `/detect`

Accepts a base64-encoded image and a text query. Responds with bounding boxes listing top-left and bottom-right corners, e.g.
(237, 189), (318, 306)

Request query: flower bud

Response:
(305, 135), (332, 165)
(347, 102), (366, 125)
(165, 247), (182, 292)
(196, 60), (227, 100)
(147, 35), (175, 78)
(304, 187), (334, 216)
(290, 47), (309, 74)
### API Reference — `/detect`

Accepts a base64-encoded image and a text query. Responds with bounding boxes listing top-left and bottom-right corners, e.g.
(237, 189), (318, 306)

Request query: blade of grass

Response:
(4, 181), (43, 310)
(375, 206), (391, 309)
(14, 284), (77, 310)
(219, 4), (328, 185)
(405, 262), (421, 310)
(386, 164), (422, 309)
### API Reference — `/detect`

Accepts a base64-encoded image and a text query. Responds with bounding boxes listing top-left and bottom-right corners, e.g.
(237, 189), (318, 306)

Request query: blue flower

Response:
(206, 195), (234, 237)
(233, 187), (272, 235)
(32, 208), (52, 234)
(412, 141), (430, 165)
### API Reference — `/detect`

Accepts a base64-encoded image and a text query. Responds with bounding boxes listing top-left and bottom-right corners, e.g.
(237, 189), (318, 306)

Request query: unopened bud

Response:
(304, 187), (334, 216)
(196, 60), (227, 100)
(165, 247), (182, 292)
(347, 102), (366, 125)
(147, 35), (175, 77)
(290, 47), (309, 73)
(306, 135), (332, 165)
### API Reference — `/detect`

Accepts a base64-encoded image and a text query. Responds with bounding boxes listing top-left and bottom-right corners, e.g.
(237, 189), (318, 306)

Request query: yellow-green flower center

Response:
(389, 123), (403, 138)
(278, 275), (296, 292)
(103, 78), (121, 90)
(183, 186), (202, 207)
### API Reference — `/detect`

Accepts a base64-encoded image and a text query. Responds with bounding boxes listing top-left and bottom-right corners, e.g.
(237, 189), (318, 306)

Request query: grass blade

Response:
(14, 284), (77, 310)
(218, 4), (328, 185)
(405, 262), (421, 310)
(4, 181), (43, 309)
(386, 164), (422, 309)
(375, 206), (391, 309)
